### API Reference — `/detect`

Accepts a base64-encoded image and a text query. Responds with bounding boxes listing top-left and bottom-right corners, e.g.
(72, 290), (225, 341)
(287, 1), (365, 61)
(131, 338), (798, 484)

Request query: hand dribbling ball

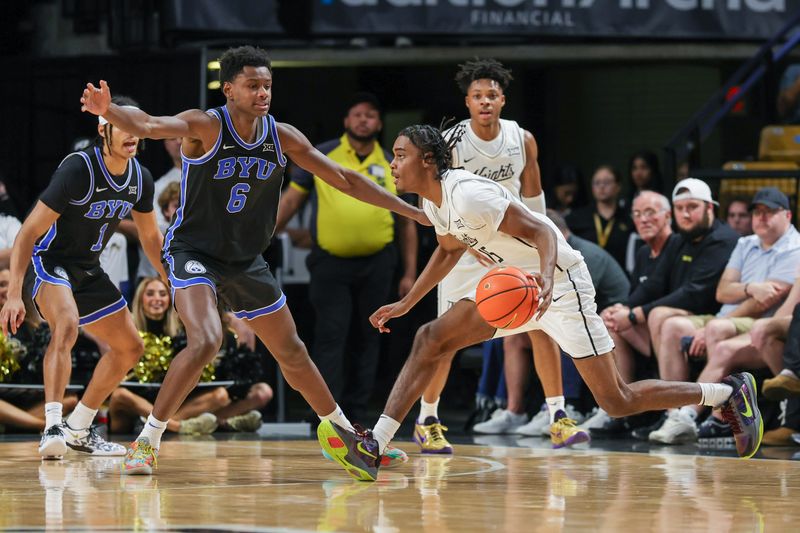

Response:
(476, 266), (540, 329)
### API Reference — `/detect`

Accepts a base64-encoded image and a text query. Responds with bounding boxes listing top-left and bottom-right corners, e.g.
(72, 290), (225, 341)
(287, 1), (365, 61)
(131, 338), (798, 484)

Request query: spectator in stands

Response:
(0, 211), (21, 270)
(777, 63), (800, 124)
(547, 164), (585, 216)
(276, 92), (417, 422)
(566, 165), (632, 269)
(725, 196), (753, 236)
(625, 151), (663, 210)
(0, 178), (19, 219)
(597, 179), (739, 434)
(109, 277), (270, 434)
(648, 187), (800, 444)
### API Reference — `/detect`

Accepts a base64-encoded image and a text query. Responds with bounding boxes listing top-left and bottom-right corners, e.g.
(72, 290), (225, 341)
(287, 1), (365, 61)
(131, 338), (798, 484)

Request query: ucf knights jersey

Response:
(445, 118), (526, 198)
(164, 105), (286, 262)
(35, 146), (153, 265)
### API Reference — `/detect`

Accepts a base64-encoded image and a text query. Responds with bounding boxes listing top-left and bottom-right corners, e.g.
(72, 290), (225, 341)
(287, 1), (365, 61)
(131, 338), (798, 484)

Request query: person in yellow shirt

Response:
(277, 92), (417, 421)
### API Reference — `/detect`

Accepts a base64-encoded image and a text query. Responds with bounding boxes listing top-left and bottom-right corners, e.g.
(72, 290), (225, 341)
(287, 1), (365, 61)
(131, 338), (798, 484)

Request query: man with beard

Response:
(602, 179), (739, 390)
(277, 92), (418, 424)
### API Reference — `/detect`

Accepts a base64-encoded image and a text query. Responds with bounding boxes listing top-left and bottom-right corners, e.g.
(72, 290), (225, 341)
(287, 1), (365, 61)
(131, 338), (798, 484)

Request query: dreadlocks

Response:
(455, 57), (514, 94)
(399, 119), (467, 179)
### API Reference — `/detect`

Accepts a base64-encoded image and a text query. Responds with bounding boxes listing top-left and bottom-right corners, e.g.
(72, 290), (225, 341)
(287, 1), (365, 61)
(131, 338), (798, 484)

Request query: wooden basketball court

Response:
(0, 437), (796, 531)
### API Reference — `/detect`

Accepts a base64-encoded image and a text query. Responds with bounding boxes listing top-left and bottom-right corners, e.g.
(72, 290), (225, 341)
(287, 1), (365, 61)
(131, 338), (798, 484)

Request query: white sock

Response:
(319, 404), (355, 432)
(418, 397), (440, 423)
(372, 414), (401, 454)
(545, 396), (566, 424)
(66, 402), (97, 430)
(139, 414), (168, 450)
(44, 402), (63, 429)
(678, 405), (698, 421)
(780, 369), (799, 379)
(698, 383), (734, 408)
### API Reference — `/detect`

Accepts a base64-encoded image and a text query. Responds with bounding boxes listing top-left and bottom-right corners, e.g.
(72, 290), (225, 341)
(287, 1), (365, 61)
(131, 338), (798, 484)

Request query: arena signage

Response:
(314, 0), (796, 39)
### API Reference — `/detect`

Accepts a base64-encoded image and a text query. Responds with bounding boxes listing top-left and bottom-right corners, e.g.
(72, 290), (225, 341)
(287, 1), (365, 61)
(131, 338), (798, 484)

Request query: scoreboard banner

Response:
(311, 1), (798, 40)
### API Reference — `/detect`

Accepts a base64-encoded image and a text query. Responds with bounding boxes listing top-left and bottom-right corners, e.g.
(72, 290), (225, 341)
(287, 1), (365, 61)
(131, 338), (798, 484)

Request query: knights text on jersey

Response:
(164, 105), (286, 263)
(423, 169), (582, 273)
(445, 118), (526, 197)
(35, 147), (153, 265)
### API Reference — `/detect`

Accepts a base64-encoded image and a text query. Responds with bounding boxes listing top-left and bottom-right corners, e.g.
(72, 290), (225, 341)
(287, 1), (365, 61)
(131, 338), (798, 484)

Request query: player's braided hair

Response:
(399, 119), (467, 179)
(455, 57), (513, 94)
(219, 45), (272, 83)
(95, 95), (145, 154)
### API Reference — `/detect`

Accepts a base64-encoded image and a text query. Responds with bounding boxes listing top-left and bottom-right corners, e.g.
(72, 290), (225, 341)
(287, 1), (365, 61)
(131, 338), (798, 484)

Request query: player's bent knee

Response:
(413, 324), (451, 361)
(186, 331), (224, 361)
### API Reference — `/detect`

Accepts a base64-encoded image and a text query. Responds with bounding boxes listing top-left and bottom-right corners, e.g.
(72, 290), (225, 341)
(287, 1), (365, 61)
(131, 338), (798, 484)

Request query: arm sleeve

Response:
(38, 154), (92, 213)
(639, 239), (734, 316)
(133, 165), (155, 213)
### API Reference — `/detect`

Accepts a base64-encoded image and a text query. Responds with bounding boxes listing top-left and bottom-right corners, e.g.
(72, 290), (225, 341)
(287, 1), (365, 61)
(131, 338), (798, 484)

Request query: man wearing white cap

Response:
(601, 179), (739, 431)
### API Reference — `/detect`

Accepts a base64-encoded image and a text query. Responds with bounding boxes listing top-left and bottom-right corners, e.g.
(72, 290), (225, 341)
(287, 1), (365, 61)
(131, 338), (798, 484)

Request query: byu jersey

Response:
(165, 105), (286, 262)
(35, 146), (153, 265)
(445, 119), (526, 197)
(423, 169), (582, 273)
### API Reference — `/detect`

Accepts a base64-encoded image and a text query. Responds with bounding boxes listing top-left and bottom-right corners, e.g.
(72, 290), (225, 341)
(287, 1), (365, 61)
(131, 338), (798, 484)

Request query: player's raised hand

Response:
(80, 80), (111, 117)
(369, 301), (410, 333)
(0, 296), (27, 337)
(530, 272), (552, 320)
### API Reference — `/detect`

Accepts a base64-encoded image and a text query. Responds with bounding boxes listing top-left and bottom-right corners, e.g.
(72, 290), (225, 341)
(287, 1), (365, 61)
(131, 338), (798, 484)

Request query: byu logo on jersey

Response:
(54, 267), (68, 280)
(185, 260), (207, 274)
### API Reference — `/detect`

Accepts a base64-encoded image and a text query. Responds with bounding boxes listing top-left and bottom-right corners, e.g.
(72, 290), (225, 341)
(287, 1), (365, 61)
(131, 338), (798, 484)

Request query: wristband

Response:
(628, 309), (638, 325)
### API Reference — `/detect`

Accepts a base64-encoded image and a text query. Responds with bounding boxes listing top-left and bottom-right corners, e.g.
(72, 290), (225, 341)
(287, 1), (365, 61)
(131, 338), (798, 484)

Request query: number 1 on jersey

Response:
(90, 223), (109, 252)
(227, 183), (251, 213)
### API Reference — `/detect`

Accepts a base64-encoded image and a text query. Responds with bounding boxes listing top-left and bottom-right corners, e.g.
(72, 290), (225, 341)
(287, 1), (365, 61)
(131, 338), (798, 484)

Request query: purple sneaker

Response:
(720, 372), (763, 459)
(317, 420), (381, 481)
(550, 409), (591, 449)
(414, 416), (454, 454)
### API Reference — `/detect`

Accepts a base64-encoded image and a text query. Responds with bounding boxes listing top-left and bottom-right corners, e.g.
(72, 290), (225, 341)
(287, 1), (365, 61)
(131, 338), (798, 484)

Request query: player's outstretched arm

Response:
(80, 80), (218, 144)
(370, 234), (465, 333)
(497, 203), (556, 319)
(519, 130), (545, 214)
(276, 122), (431, 227)
(131, 210), (168, 283)
(0, 202), (60, 336)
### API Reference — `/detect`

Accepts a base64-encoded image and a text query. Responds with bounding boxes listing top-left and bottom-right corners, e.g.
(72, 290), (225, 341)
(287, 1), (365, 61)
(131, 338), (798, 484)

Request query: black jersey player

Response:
(0, 96), (167, 459)
(79, 46), (429, 475)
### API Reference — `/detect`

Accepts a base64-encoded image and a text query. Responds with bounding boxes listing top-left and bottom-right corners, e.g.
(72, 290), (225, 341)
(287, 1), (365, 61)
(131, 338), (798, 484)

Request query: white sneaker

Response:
(515, 405), (549, 436)
(648, 410), (698, 444)
(578, 408), (610, 431)
(39, 425), (67, 459)
(62, 423), (126, 456)
(472, 409), (528, 434)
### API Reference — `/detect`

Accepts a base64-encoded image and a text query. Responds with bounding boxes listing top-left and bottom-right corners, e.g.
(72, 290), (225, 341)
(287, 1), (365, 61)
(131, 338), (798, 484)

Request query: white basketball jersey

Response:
(423, 169), (582, 273)
(445, 118), (526, 198)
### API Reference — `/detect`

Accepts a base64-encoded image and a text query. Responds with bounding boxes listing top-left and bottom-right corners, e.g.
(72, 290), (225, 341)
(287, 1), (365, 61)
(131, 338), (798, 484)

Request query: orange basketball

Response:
(475, 266), (539, 329)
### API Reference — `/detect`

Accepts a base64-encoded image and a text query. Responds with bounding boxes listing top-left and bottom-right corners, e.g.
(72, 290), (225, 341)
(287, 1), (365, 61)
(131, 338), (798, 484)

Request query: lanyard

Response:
(593, 213), (615, 249)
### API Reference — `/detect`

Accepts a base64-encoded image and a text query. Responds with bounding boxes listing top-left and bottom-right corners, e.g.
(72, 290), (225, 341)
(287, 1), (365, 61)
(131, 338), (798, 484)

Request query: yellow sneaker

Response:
(550, 410), (590, 449)
(413, 416), (453, 454)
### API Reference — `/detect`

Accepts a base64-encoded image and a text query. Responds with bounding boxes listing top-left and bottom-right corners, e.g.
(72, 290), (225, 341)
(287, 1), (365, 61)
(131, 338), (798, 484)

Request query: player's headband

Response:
(99, 105), (140, 126)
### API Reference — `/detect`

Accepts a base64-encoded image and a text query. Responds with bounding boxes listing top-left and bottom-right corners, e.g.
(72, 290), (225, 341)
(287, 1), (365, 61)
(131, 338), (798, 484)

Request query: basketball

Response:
(475, 266), (539, 329)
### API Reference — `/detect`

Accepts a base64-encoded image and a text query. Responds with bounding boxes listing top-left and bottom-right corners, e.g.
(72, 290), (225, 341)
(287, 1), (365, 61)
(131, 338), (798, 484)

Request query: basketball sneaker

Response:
(414, 416), (453, 454)
(322, 443), (407, 468)
(472, 409), (527, 434)
(62, 423), (126, 456)
(648, 410), (698, 444)
(317, 420), (380, 482)
(720, 372), (763, 459)
(178, 412), (218, 435)
(122, 437), (158, 475)
(550, 410), (590, 449)
(39, 424), (67, 459)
